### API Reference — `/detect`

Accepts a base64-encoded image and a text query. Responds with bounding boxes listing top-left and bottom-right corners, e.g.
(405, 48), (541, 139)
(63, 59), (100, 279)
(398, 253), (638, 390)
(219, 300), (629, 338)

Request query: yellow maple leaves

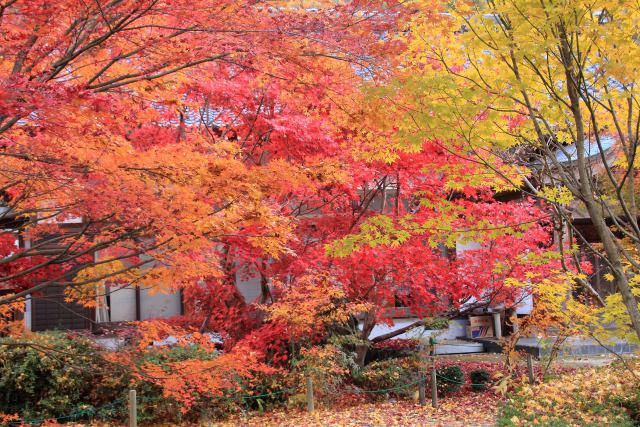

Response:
(261, 273), (370, 339)
(507, 362), (640, 426)
(537, 186), (574, 206)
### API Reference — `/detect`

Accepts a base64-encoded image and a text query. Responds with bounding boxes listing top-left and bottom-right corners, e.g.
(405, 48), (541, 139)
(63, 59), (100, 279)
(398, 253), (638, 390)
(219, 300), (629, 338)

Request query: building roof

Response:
(554, 136), (615, 163)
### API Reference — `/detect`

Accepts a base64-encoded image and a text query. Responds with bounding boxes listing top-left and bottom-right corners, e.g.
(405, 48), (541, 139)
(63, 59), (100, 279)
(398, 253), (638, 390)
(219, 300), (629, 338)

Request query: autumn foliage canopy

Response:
(0, 0), (576, 411)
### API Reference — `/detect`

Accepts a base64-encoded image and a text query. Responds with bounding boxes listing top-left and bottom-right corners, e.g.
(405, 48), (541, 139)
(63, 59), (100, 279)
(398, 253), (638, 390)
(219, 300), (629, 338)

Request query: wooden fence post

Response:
(527, 353), (535, 384)
(418, 373), (426, 406)
(430, 368), (438, 408)
(306, 374), (314, 413)
(128, 389), (137, 427)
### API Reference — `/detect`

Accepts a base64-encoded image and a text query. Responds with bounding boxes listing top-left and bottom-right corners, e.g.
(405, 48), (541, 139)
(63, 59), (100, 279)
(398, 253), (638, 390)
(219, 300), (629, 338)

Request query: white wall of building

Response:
(111, 252), (181, 321)
(103, 266), (261, 324)
(236, 271), (262, 304)
(24, 295), (32, 331)
(456, 240), (481, 252)
(140, 287), (181, 320)
(515, 292), (534, 314)
(107, 286), (137, 321)
(105, 285), (181, 322)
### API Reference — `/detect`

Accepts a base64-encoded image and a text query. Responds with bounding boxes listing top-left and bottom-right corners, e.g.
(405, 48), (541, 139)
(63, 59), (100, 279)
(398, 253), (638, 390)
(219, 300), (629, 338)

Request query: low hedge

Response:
(354, 355), (424, 398)
(0, 333), (130, 422)
(0, 333), (247, 424)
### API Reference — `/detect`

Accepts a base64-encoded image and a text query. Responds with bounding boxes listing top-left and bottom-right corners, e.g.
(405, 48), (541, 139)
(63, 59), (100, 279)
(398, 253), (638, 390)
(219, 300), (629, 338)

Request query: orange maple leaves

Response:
(0, 0), (402, 315)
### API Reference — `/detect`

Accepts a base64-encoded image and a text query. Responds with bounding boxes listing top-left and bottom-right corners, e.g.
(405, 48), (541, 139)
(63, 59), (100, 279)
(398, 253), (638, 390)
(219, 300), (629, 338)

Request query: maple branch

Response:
(0, 0), (17, 23)
(0, 228), (139, 284)
(85, 26), (196, 86)
(369, 320), (425, 344)
(91, 53), (232, 92)
(368, 299), (502, 344)
(0, 231), (83, 268)
(93, 0), (114, 32)
(43, 1), (156, 82)
(0, 258), (154, 306)
(122, 24), (279, 34)
(11, 35), (38, 74)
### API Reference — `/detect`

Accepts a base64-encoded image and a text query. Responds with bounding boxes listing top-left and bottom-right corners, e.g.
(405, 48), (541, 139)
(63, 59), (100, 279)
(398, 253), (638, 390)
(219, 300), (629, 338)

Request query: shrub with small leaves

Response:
(354, 355), (424, 398)
(422, 317), (449, 330)
(290, 344), (352, 404)
(0, 333), (129, 422)
(469, 369), (491, 391)
(436, 365), (464, 395)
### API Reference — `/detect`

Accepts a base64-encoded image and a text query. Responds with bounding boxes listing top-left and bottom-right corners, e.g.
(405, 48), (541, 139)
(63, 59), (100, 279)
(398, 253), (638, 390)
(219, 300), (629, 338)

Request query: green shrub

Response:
(238, 371), (293, 412)
(354, 355), (423, 398)
(422, 317), (450, 330)
(436, 365), (464, 395)
(469, 369), (491, 391)
(0, 334), (237, 424)
(0, 333), (129, 422)
(291, 345), (353, 400)
(137, 342), (219, 365)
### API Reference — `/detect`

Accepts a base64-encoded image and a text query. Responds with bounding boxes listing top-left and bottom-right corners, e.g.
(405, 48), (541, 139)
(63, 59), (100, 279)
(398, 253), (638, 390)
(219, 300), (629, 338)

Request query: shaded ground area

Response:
(211, 396), (499, 427)
(434, 351), (617, 368)
(470, 336), (637, 358)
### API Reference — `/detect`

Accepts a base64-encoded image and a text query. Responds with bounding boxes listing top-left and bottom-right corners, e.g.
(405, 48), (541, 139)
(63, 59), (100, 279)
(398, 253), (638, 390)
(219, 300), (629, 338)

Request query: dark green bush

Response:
(0, 333), (129, 422)
(137, 342), (218, 365)
(367, 338), (420, 363)
(436, 365), (464, 395)
(354, 355), (423, 398)
(469, 369), (491, 391)
(234, 371), (292, 413)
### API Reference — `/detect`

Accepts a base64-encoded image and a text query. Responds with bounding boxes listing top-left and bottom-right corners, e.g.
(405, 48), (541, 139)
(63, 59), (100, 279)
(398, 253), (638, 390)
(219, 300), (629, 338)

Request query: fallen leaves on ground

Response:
(499, 361), (640, 426)
(211, 393), (499, 427)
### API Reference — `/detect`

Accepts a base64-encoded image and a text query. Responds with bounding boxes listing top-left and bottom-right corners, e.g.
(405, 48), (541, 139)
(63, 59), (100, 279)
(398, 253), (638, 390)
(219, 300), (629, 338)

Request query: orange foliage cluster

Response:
(0, 0), (405, 314)
(139, 348), (275, 412)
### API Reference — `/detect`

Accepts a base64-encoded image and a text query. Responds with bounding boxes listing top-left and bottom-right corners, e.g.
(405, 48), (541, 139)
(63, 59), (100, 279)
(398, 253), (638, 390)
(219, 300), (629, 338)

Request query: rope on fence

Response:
(352, 377), (425, 394)
(10, 398), (124, 426)
(435, 373), (489, 387)
(226, 386), (301, 401)
(135, 386), (302, 405)
(9, 387), (303, 426)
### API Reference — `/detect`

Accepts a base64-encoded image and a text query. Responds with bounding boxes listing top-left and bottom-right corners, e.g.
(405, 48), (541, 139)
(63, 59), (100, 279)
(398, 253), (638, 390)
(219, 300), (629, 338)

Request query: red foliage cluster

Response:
(0, 0), (576, 381)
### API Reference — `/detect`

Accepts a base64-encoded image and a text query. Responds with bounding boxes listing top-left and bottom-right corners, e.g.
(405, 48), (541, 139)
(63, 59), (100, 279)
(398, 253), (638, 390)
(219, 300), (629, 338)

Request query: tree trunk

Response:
(355, 311), (376, 368)
(552, 25), (640, 342)
(589, 209), (640, 340)
(355, 344), (368, 368)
